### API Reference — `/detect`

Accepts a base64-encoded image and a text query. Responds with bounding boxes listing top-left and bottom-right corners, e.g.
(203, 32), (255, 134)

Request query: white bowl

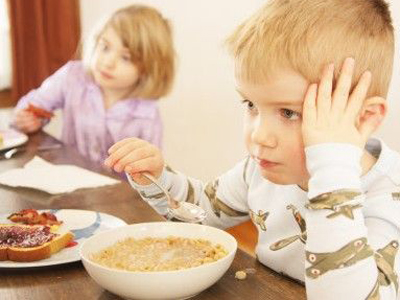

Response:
(80, 222), (237, 300)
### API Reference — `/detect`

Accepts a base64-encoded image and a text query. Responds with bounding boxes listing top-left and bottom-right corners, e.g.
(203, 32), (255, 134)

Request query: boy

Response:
(105, 0), (399, 298)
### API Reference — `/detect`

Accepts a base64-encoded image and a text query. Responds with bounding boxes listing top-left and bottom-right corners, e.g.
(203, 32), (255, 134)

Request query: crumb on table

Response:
(235, 270), (247, 280)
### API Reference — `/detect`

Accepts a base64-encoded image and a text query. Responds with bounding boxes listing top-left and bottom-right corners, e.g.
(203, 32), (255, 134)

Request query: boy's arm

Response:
(302, 59), (399, 299)
(304, 143), (400, 299)
(127, 157), (252, 229)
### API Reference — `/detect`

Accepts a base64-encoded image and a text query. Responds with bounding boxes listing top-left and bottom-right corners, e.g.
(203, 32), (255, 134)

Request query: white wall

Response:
(75, 0), (400, 181)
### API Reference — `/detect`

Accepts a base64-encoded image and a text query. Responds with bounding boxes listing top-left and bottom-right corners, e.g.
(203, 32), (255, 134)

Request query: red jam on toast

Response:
(0, 224), (74, 262)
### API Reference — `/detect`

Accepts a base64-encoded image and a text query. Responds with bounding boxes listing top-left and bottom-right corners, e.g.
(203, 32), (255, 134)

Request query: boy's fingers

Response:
(105, 146), (137, 168)
(115, 140), (147, 160)
(105, 143), (131, 167)
(302, 83), (318, 125)
(332, 57), (354, 114)
(127, 172), (148, 185)
(105, 144), (136, 168)
(125, 156), (162, 175)
(106, 140), (148, 167)
(346, 71), (372, 121)
(316, 63), (334, 120)
(113, 146), (155, 172)
(107, 137), (141, 154)
(107, 138), (133, 154)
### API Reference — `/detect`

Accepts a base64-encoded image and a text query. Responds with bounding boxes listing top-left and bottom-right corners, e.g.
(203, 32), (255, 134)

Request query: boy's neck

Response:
(360, 148), (378, 176)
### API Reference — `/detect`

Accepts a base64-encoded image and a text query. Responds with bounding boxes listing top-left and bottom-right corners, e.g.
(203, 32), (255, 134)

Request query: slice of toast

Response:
(0, 224), (74, 262)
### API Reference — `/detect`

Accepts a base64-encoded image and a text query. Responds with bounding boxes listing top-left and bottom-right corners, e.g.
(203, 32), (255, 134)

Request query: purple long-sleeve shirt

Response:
(15, 61), (163, 163)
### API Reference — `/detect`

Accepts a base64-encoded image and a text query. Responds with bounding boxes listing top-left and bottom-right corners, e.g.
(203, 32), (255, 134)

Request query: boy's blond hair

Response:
(227, 0), (394, 98)
(83, 5), (175, 99)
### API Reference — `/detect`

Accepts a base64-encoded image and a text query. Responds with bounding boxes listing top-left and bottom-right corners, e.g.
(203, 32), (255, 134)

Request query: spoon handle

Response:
(141, 173), (180, 208)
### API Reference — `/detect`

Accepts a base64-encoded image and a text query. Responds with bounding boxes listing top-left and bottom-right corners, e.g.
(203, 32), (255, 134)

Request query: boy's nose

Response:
(251, 120), (278, 148)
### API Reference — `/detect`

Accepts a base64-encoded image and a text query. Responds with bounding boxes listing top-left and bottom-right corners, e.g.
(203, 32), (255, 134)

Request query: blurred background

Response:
(0, 0), (399, 181)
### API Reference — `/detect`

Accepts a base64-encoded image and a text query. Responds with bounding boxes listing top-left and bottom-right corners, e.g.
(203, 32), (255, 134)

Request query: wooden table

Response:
(0, 132), (306, 300)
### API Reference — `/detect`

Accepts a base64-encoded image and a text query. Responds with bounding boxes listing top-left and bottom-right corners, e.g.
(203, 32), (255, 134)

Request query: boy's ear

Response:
(356, 96), (387, 135)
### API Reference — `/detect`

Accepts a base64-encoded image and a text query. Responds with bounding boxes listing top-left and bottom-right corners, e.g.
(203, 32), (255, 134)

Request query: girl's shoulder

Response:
(60, 60), (92, 85)
(68, 60), (90, 76)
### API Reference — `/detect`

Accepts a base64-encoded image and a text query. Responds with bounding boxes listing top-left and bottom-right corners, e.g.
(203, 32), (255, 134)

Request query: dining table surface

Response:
(0, 131), (306, 300)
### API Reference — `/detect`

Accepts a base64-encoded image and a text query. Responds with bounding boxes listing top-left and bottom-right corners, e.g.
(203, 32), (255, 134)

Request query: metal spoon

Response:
(3, 144), (62, 159)
(142, 173), (207, 223)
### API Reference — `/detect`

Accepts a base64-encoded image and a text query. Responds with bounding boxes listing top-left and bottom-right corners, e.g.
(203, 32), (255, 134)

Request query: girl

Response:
(12, 5), (175, 163)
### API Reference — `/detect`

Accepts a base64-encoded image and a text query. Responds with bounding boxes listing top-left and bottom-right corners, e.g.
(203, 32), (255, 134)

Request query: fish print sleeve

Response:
(304, 143), (400, 300)
(127, 157), (252, 229)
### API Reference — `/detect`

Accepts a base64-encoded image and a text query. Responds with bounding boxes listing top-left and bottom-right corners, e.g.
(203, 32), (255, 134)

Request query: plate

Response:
(0, 128), (28, 151)
(0, 209), (127, 268)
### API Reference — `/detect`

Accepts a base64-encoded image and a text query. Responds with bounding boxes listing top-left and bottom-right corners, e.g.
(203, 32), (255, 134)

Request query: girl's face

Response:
(237, 68), (311, 189)
(91, 27), (139, 95)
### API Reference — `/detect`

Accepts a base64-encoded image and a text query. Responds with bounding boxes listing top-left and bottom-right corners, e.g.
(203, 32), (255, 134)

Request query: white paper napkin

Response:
(0, 156), (120, 194)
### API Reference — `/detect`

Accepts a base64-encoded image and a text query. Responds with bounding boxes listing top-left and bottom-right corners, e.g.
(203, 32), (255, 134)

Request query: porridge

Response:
(90, 236), (228, 272)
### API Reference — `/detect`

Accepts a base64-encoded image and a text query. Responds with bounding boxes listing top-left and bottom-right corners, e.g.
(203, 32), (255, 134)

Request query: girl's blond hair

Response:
(227, 0), (394, 98)
(83, 5), (175, 99)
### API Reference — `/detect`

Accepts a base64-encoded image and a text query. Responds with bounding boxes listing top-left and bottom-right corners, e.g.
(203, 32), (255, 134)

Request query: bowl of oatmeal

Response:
(80, 222), (237, 300)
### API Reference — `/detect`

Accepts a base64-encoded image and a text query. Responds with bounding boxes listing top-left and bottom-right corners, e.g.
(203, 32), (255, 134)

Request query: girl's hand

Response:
(104, 138), (164, 185)
(302, 57), (373, 149)
(13, 109), (42, 133)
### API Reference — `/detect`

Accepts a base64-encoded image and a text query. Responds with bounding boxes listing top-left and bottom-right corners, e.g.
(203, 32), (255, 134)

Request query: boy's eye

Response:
(242, 100), (257, 112)
(280, 109), (301, 120)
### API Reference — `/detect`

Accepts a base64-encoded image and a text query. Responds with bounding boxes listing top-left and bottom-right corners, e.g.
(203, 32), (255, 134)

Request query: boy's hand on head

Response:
(302, 57), (373, 149)
(104, 138), (164, 185)
(13, 109), (42, 134)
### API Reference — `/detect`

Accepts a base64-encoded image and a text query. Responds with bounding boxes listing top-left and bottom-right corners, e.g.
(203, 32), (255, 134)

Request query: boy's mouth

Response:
(254, 157), (280, 168)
